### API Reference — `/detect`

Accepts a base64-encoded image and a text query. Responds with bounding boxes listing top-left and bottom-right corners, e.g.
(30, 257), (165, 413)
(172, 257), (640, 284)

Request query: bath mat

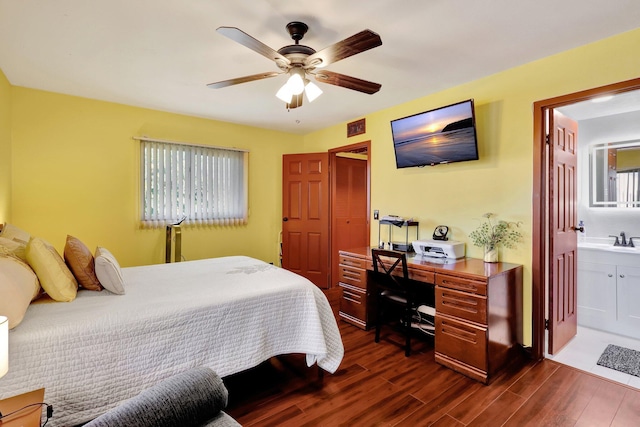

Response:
(596, 344), (640, 377)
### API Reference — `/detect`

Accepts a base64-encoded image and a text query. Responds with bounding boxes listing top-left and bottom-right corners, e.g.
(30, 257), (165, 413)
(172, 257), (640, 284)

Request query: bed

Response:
(0, 255), (344, 427)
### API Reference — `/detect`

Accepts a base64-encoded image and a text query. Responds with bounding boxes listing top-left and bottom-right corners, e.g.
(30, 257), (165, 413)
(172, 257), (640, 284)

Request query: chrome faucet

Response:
(609, 232), (639, 247)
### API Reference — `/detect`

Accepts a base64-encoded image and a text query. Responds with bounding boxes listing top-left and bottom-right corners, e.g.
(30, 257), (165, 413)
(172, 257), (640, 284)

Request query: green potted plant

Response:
(469, 213), (522, 262)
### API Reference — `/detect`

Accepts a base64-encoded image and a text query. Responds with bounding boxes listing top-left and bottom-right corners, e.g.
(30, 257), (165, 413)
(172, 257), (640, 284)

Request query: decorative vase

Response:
(484, 246), (498, 263)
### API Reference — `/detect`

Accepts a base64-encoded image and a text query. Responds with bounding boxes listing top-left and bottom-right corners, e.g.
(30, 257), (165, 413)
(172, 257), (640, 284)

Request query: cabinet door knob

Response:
(620, 274), (625, 278)
(608, 274), (613, 277)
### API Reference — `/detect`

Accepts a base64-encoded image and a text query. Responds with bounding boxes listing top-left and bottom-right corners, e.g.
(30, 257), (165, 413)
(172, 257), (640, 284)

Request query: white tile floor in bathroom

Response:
(546, 326), (640, 389)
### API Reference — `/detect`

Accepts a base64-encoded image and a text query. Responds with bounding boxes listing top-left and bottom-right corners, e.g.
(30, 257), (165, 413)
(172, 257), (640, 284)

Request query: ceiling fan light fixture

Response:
(304, 80), (322, 102)
(287, 93), (303, 110)
(276, 83), (293, 103)
(287, 67), (305, 95)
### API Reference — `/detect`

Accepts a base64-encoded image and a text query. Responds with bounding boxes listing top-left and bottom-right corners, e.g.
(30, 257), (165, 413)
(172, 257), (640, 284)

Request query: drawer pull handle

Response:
(442, 279), (477, 292)
(440, 322), (478, 343)
(441, 294), (480, 314)
(343, 272), (361, 280)
(442, 302), (479, 314)
(442, 294), (477, 305)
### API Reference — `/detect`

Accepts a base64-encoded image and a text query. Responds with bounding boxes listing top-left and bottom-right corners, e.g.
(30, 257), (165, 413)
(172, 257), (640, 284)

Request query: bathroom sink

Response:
(578, 241), (640, 253)
(578, 238), (640, 266)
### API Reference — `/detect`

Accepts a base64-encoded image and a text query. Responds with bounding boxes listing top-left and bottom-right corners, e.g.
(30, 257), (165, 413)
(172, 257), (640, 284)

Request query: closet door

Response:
(331, 155), (368, 287)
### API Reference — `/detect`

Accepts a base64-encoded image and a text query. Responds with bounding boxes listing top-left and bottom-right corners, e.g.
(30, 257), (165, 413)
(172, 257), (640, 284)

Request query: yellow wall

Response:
(0, 68), (10, 224)
(616, 146), (640, 171)
(10, 88), (300, 266)
(4, 27), (640, 346)
(303, 28), (640, 346)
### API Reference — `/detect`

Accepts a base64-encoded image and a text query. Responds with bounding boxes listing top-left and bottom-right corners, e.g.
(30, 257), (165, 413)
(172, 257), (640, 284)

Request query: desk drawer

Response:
(339, 264), (367, 289)
(435, 314), (487, 371)
(409, 268), (435, 283)
(339, 282), (368, 321)
(436, 274), (487, 296)
(436, 286), (487, 324)
(339, 255), (367, 270)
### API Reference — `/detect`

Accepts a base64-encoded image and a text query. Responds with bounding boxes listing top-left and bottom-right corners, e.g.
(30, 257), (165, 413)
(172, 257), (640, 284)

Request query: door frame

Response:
(531, 77), (640, 360)
(328, 140), (371, 288)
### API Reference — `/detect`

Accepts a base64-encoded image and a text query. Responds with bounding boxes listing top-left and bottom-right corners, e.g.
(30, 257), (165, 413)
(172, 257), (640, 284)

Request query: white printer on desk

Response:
(412, 239), (465, 260)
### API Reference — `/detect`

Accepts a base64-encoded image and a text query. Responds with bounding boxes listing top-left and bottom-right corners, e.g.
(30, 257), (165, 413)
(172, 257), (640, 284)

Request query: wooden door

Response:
(331, 155), (369, 287)
(548, 110), (579, 354)
(282, 153), (330, 289)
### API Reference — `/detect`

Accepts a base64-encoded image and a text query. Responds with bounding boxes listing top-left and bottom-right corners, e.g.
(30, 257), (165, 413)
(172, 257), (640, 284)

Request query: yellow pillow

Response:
(26, 237), (78, 302)
(0, 255), (40, 328)
(0, 236), (27, 261)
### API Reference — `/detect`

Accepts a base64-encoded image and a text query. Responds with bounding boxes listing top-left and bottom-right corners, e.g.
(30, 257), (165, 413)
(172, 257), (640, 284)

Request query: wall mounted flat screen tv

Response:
(390, 99), (479, 168)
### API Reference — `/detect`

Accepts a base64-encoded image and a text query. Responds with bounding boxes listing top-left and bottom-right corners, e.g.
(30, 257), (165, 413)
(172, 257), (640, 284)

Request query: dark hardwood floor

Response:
(224, 289), (640, 426)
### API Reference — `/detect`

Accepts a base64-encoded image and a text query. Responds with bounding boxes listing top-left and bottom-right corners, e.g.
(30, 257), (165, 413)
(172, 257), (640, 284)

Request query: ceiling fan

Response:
(207, 21), (382, 109)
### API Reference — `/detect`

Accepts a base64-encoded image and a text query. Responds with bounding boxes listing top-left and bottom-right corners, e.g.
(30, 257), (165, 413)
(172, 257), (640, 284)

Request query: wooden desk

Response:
(0, 388), (45, 427)
(338, 247), (523, 384)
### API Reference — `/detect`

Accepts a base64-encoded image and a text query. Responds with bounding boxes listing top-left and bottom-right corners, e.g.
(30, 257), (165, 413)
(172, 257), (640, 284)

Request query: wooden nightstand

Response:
(0, 388), (45, 427)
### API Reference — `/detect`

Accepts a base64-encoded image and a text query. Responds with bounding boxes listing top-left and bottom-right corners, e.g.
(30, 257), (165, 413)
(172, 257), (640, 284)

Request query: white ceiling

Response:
(1, 0), (639, 134)
(558, 89), (640, 121)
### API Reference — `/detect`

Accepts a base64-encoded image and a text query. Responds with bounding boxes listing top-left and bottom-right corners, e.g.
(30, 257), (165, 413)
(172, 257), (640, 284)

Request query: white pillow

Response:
(0, 223), (30, 245)
(0, 256), (41, 328)
(95, 247), (125, 295)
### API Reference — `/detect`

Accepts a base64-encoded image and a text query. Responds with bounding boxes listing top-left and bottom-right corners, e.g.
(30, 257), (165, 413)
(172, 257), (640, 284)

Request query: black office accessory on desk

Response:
(432, 225), (449, 241)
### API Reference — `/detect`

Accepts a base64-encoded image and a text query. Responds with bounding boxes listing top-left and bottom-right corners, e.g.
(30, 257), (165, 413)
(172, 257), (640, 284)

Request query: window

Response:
(617, 169), (640, 207)
(140, 138), (248, 227)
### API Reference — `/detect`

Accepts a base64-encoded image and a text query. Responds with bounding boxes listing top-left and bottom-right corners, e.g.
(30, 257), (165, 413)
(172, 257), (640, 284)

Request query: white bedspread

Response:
(0, 256), (343, 426)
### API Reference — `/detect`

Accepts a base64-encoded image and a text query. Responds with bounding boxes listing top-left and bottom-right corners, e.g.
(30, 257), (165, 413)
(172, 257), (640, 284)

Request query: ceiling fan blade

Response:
(313, 70), (381, 94)
(217, 26), (290, 65)
(305, 30), (382, 68)
(207, 71), (281, 89)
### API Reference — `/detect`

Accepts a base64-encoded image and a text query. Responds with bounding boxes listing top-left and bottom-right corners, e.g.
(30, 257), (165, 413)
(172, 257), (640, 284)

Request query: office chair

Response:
(371, 249), (419, 356)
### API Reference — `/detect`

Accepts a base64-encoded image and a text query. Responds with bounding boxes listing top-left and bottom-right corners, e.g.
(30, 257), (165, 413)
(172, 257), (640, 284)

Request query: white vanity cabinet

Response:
(577, 261), (617, 331)
(578, 245), (640, 340)
(616, 265), (640, 338)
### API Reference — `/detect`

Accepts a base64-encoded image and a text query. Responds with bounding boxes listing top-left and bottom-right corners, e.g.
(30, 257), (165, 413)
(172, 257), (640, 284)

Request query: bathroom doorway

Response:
(532, 78), (640, 387)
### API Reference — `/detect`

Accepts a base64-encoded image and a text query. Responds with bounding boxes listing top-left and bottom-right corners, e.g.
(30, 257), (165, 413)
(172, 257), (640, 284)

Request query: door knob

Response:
(573, 225), (584, 232)
(283, 217), (288, 222)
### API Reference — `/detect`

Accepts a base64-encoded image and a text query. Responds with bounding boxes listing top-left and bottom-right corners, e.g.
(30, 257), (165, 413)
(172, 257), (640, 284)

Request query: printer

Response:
(412, 239), (465, 260)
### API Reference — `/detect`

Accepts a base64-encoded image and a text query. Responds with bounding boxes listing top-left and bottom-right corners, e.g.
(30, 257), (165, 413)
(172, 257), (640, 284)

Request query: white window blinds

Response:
(617, 169), (640, 207)
(140, 138), (248, 227)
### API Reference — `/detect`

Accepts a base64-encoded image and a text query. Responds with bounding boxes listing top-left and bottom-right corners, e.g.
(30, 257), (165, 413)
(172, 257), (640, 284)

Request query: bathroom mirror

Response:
(590, 139), (640, 207)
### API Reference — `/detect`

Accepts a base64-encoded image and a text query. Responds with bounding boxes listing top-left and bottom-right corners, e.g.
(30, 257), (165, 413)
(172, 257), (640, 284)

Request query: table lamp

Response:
(0, 315), (7, 378)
